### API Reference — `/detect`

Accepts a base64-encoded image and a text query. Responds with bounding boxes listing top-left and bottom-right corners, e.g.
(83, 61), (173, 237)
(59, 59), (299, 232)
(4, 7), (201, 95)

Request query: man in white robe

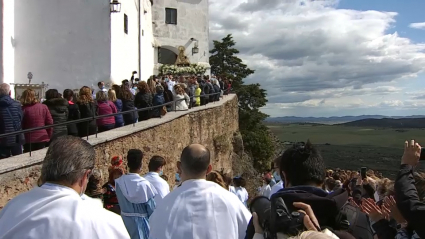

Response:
(144, 155), (170, 203)
(0, 136), (130, 239)
(269, 180), (284, 199)
(149, 144), (251, 239)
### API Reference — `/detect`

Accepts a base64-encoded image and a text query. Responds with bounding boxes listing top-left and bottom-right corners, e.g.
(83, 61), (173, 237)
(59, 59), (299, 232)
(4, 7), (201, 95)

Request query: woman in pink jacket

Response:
(21, 89), (53, 152)
(96, 91), (117, 133)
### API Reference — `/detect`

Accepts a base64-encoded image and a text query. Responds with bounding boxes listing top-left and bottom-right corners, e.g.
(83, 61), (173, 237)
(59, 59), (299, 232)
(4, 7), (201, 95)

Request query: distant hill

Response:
(340, 117), (425, 128)
(265, 115), (425, 125)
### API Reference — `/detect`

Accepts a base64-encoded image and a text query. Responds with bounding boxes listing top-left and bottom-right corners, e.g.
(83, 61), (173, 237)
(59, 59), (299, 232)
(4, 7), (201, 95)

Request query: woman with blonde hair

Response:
(108, 89), (124, 128)
(21, 89), (53, 152)
(147, 77), (157, 95)
(194, 82), (201, 107)
(76, 86), (97, 137)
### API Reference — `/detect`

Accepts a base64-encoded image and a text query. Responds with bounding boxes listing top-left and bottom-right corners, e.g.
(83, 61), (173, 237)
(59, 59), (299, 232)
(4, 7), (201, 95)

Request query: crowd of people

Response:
(0, 134), (423, 239)
(0, 74), (231, 159)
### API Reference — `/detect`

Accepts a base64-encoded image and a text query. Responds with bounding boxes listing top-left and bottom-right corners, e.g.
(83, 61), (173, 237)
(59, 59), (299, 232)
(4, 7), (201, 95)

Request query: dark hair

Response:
(127, 149), (143, 170)
(206, 171), (227, 189)
(279, 141), (325, 186)
(63, 89), (74, 101)
(265, 177), (272, 185)
(45, 89), (60, 100)
(233, 177), (246, 187)
(148, 156), (166, 172)
(332, 173), (341, 181)
(121, 85), (134, 101)
(137, 81), (151, 94)
(325, 178), (336, 191)
(222, 173), (232, 188)
(180, 145), (210, 176)
(112, 85), (122, 99)
(98, 81), (104, 87)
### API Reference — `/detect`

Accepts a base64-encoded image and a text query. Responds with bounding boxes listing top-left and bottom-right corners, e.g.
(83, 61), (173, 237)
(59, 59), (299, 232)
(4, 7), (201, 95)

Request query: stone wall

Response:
(0, 94), (238, 209)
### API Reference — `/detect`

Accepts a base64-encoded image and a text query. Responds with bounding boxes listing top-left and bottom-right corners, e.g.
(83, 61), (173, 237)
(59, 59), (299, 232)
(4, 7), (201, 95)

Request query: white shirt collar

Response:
(147, 172), (159, 176)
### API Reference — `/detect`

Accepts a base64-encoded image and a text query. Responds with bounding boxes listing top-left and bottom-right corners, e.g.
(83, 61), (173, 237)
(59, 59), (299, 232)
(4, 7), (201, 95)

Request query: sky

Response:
(209, 0), (425, 117)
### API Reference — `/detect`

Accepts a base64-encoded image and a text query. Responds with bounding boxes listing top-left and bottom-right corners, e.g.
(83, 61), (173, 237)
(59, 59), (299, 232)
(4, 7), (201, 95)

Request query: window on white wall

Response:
(124, 14), (128, 34)
(165, 8), (177, 25)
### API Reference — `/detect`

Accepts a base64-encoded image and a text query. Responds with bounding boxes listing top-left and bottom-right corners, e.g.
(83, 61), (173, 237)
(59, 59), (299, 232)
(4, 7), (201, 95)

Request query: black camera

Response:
(249, 196), (305, 239)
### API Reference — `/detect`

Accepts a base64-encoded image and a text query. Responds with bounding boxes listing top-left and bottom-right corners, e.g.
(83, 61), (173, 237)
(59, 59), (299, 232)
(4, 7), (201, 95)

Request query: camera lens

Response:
(291, 212), (300, 217)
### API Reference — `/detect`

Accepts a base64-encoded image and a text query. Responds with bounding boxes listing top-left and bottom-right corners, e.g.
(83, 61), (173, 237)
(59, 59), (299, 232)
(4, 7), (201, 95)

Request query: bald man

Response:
(149, 144), (251, 239)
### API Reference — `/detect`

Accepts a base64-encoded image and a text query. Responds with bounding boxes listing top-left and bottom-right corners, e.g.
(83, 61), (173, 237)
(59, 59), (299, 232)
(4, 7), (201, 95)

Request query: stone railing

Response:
(0, 94), (239, 208)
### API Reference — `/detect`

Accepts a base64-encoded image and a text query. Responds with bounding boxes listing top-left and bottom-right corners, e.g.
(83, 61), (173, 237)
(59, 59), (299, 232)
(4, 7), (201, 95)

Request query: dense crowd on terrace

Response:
(0, 77), (424, 239)
(0, 74), (231, 159)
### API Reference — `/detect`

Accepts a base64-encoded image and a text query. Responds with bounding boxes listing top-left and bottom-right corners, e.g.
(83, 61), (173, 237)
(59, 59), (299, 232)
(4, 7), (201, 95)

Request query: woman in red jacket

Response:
(20, 89), (53, 152)
(96, 91), (117, 133)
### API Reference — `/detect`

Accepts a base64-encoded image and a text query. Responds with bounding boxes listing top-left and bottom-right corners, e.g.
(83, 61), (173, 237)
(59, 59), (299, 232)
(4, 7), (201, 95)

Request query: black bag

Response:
(336, 202), (373, 239)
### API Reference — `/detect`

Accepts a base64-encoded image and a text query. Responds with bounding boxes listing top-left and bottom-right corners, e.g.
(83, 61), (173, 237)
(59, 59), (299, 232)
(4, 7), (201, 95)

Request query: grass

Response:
(267, 124), (425, 178)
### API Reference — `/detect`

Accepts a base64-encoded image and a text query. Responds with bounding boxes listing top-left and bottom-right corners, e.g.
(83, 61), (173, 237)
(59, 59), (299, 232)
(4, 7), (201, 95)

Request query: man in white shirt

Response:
(144, 155), (170, 203)
(270, 180), (284, 199)
(149, 144), (251, 239)
(0, 136), (129, 239)
(259, 176), (272, 198)
(92, 81), (107, 99)
(167, 75), (176, 93)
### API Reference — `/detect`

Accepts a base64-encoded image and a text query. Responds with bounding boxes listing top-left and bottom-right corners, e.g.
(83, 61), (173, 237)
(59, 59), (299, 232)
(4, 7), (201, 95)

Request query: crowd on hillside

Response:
(0, 74), (231, 159)
(0, 134), (424, 239)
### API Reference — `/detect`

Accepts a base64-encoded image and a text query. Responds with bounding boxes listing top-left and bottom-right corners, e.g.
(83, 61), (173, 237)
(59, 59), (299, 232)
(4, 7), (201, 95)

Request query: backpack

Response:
(336, 202), (373, 239)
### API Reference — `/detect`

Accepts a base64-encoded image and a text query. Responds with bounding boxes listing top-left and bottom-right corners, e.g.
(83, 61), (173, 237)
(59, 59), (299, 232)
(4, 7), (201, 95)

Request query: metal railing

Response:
(0, 91), (229, 157)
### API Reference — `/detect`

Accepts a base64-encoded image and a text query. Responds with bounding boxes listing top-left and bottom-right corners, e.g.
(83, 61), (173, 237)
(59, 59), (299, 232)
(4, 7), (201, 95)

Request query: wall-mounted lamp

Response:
(191, 38), (199, 55)
(110, 0), (122, 13)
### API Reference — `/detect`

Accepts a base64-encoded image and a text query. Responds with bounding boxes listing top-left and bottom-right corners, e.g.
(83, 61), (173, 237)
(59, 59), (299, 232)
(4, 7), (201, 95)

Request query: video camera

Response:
(249, 196), (305, 239)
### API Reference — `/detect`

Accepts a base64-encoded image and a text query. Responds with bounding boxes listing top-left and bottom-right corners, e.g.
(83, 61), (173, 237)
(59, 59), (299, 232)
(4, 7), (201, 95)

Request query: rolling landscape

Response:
(266, 117), (425, 178)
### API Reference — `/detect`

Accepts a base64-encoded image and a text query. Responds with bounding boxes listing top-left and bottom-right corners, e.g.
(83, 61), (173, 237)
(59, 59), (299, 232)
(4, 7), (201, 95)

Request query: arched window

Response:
(158, 47), (177, 65)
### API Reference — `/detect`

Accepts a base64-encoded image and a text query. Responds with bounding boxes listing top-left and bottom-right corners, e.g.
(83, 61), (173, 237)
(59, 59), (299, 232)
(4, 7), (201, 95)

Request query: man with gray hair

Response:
(0, 83), (24, 159)
(0, 136), (130, 239)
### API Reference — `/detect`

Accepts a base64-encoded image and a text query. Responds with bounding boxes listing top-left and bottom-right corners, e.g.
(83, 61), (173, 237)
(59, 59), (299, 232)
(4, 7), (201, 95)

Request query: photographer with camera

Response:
(251, 202), (343, 239)
(394, 140), (425, 238)
(246, 141), (373, 239)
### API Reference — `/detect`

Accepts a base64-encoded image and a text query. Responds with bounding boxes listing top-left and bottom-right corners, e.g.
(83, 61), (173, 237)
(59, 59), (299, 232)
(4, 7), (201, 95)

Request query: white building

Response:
(0, 0), (210, 95)
(152, 0), (210, 75)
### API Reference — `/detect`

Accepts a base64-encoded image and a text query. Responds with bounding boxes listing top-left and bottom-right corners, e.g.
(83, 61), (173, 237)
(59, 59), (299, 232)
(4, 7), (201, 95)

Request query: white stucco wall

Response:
(13, 0), (111, 92)
(2, 0), (15, 85)
(110, 0), (139, 85)
(139, 0), (155, 81)
(152, 0), (209, 66)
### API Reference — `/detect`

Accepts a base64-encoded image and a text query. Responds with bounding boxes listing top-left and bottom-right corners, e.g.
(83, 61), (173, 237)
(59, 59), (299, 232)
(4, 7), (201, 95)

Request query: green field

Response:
(267, 124), (425, 178)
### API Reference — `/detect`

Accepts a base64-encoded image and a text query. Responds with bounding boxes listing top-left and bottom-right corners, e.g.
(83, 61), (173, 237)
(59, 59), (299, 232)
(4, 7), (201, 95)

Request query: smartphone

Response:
(361, 167), (367, 179)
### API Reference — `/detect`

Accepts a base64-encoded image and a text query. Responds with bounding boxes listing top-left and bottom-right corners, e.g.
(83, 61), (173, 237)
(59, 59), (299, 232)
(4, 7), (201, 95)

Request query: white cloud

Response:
(209, 0), (425, 116)
(409, 22), (425, 30)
